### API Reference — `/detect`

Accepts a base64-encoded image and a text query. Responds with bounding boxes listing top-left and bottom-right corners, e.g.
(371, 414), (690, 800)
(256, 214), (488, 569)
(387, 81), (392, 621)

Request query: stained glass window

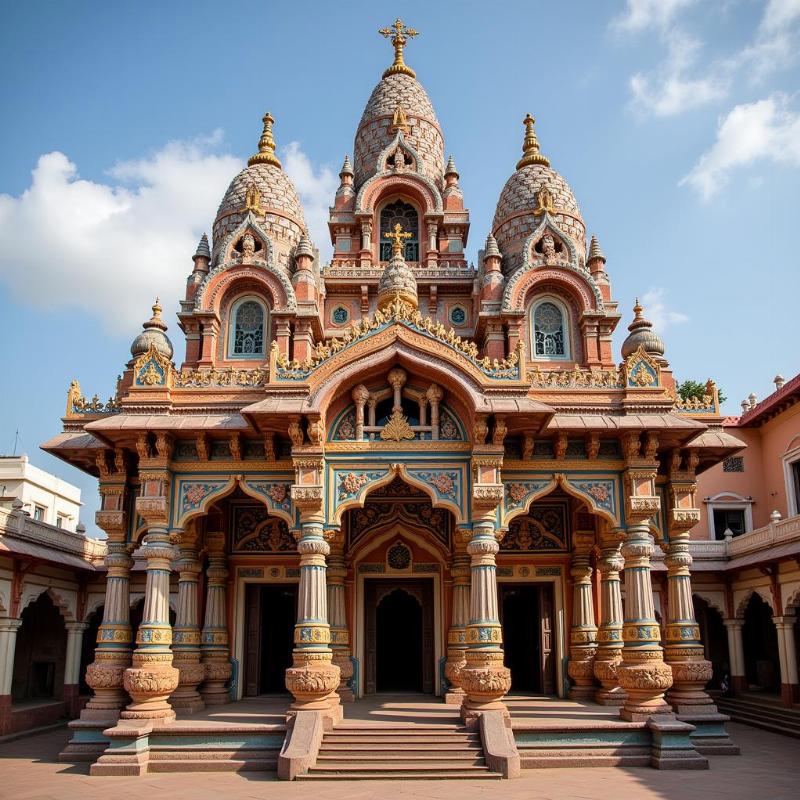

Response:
(232, 299), (265, 356)
(379, 199), (419, 261)
(533, 301), (567, 358)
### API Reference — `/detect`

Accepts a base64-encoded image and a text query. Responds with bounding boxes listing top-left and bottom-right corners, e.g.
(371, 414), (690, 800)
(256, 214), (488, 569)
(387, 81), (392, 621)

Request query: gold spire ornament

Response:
(516, 113), (550, 170)
(242, 183), (263, 214)
(384, 222), (413, 256)
(534, 185), (556, 214)
(379, 18), (419, 79)
(248, 111), (282, 168)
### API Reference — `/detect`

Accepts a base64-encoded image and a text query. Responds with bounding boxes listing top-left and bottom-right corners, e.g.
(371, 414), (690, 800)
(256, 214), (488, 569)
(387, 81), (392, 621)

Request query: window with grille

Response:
(230, 298), (266, 357)
(379, 200), (419, 261)
(532, 300), (569, 359)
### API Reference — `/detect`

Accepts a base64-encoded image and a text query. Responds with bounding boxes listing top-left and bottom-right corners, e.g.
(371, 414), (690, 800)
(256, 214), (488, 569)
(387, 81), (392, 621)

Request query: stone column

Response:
(170, 531), (205, 713)
(327, 536), (354, 703)
(724, 619), (746, 694)
(774, 616), (800, 705)
(285, 520), (341, 726)
(200, 531), (231, 705)
(83, 542), (134, 720)
(121, 526), (179, 721)
(63, 622), (89, 717)
(617, 522), (673, 720)
(593, 532), (626, 705)
(459, 520), (511, 724)
(0, 619), (22, 735)
(567, 531), (598, 700)
(663, 532), (714, 713)
(444, 546), (470, 705)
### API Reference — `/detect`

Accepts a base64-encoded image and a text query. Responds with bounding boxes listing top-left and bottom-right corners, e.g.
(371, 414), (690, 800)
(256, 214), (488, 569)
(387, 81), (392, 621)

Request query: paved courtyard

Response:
(0, 722), (798, 799)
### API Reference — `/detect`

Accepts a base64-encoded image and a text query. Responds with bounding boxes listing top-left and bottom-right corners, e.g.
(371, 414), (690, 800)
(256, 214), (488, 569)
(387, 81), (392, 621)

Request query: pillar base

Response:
(444, 688), (466, 706)
(200, 659), (232, 705)
(648, 716), (708, 769)
(568, 685), (597, 701)
(780, 683), (800, 706)
(121, 664), (179, 722)
(461, 699), (510, 728)
(336, 686), (355, 704)
(169, 694), (206, 715)
(594, 686), (626, 706)
(677, 711), (740, 756)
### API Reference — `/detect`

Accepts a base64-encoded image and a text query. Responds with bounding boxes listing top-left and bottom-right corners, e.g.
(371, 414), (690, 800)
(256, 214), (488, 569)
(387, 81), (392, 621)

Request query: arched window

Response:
(379, 199), (419, 261)
(531, 298), (570, 360)
(228, 297), (268, 358)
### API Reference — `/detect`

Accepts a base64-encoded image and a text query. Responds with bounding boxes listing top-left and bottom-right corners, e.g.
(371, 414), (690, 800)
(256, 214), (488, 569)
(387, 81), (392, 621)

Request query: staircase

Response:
(716, 696), (800, 738)
(297, 723), (503, 780)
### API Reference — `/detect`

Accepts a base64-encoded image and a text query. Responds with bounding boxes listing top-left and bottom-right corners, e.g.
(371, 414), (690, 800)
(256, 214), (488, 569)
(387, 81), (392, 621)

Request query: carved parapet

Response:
(472, 483), (504, 511)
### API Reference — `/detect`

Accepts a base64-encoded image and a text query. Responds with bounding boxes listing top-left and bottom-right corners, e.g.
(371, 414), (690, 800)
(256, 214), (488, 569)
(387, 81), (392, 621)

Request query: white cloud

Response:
(680, 92), (800, 199)
(0, 136), (337, 337)
(282, 141), (338, 262)
(761, 0), (800, 32)
(728, 0), (800, 81)
(640, 288), (689, 330)
(0, 134), (241, 335)
(612, 0), (695, 34)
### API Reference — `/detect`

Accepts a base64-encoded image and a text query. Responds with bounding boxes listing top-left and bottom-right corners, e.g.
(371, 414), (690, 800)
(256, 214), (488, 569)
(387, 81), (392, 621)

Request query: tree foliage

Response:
(677, 380), (727, 405)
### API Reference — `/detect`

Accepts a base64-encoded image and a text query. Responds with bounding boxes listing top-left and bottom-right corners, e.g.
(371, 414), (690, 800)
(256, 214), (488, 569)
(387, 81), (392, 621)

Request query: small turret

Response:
(621, 299), (666, 364)
(130, 299), (174, 361)
(192, 233), (211, 273)
(587, 234), (605, 269)
(336, 155), (355, 201)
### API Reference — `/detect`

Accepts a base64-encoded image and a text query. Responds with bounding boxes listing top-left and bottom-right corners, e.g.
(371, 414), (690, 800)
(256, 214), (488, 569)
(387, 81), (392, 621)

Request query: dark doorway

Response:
(11, 592), (67, 702)
(244, 583), (298, 695)
(500, 583), (555, 694)
(364, 579), (434, 694)
(742, 593), (780, 693)
(693, 595), (729, 689)
(79, 604), (104, 695)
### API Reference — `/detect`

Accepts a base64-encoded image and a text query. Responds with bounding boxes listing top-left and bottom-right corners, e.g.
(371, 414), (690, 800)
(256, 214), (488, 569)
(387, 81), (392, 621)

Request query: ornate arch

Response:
(352, 523), (449, 563)
(197, 263), (296, 315)
(692, 590), (727, 619)
(501, 472), (619, 529)
(502, 219), (604, 313)
(210, 211), (276, 269)
(331, 463), (464, 525)
(19, 585), (76, 621)
(735, 586), (775, 617)
(782, 583), (800, 615)
(172, 474), (295, 529)
(83, 594), (106, 622)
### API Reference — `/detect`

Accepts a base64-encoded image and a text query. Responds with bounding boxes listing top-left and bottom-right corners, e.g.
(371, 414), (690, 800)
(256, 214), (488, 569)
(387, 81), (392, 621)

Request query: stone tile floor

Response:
(0, 721), (797, 800)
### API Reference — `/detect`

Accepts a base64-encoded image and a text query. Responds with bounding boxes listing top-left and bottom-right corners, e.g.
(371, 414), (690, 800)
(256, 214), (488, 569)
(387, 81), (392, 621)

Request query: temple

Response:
(40, 19), (752, 778)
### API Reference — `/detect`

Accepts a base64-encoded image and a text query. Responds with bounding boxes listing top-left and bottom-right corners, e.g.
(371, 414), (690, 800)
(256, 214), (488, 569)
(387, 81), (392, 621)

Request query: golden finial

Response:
(248, 111), (282, 168)
(379, 18), (419, 79)
(384, 222), (413, 256)
(633, 297), (643, 318)
(390, 104), (410, 134)
(516, 113), (550, 170)
(152, 297), (162, 317)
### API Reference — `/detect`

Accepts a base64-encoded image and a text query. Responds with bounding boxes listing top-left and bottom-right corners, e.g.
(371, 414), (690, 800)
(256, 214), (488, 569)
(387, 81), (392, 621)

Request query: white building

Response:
(0, 455), (82, 531)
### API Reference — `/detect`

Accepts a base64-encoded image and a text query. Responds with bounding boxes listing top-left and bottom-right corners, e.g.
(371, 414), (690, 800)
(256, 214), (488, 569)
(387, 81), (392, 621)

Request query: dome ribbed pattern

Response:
(354, 73), (444, 189)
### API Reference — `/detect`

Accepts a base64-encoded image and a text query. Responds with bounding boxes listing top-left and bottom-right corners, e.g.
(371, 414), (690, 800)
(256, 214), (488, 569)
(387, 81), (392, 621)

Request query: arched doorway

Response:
(693, 595), (729, 689)
(742, 593), (780, 693)
(11, 592), (67, 703)
(379, 199), (419, 261)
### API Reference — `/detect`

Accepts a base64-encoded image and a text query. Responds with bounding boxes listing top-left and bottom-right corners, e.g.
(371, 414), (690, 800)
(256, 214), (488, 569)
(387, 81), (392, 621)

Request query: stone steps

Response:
(299, 723), (501, 780)
(716, 698), (800, 738)
(148, 746), (280, 773)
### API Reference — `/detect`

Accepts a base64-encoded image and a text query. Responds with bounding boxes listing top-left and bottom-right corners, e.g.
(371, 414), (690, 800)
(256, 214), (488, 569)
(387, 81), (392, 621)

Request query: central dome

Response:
(353, 73), (444, 189)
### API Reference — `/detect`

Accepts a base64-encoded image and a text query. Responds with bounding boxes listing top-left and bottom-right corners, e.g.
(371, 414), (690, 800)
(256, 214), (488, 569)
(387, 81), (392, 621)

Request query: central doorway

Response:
(243, 583), (298, 695)
(364, 579), (435, 694)
(499, 583), (555, 694)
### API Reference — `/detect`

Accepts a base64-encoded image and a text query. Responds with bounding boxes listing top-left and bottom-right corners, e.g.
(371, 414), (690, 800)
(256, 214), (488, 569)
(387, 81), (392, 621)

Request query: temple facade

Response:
(42, 20), (750, 777)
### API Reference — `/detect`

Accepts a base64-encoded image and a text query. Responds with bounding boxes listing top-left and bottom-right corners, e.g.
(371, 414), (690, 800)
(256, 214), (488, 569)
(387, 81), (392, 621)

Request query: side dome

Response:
(212, 113), (307, 271)
(492, 114), (586, 273)
(354, 73), (444, 190)
(130, 299), (174, 361)
(621, 299), (666, 363)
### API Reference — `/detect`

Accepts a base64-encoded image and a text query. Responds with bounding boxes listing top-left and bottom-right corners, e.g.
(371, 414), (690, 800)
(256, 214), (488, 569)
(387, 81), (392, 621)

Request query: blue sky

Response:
(1, 0), (798, 535)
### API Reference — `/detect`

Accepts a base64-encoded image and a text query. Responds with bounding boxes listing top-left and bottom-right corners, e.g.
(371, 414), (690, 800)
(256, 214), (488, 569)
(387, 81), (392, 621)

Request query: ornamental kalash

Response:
(44, 19), (745, 779)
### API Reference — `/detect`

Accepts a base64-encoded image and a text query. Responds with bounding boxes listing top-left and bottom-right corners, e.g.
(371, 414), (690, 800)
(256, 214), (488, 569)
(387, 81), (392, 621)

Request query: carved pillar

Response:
(593, 531), (626, 705)
(774, 616), (800, 705)
(388, 367), (406, 410)
(83, 542), (134, 720)
(327, 534), (353, 703)
(293, 319), (314, 363)
(427, 221), (438, 253)
(460, 519), (511, 723)
(200, 531), (231, 705)
(567, 531), (598, 699)
(361, 220), (372, 251)
(352, 384), (369, 441)
(285, 519), (341, 724)
(121, 524), (179, 721)
(0, 618), (21, 734)
(275, 319), (291, 357)
(170, 528), (205, 713)
(444, 544), (470, 704)
(662, 532), (714, 713)
(724, 619), (746, 694)
(63, 622), (89, 716)
(82, 461), (134, 721)
(427, 384), (443, 440)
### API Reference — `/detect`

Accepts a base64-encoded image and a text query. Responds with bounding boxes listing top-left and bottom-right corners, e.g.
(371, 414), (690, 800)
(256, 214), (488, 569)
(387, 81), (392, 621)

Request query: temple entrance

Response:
(742, 593), (780, 693)
(499, 583), (555, 694)
(364, 579), (434, 694)
(243, 583), (298, 695)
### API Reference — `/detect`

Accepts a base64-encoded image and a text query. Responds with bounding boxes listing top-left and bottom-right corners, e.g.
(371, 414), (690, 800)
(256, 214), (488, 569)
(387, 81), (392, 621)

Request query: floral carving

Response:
(337, 471), (382, 501)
